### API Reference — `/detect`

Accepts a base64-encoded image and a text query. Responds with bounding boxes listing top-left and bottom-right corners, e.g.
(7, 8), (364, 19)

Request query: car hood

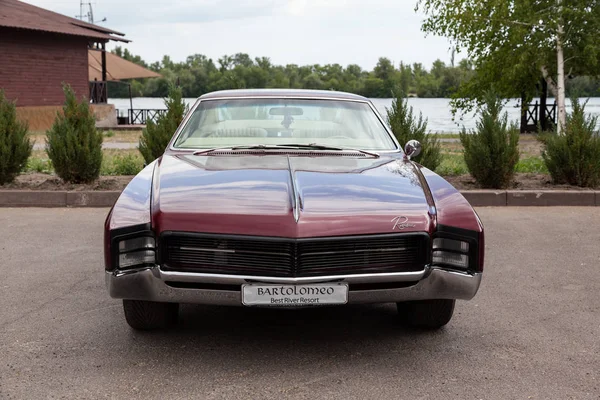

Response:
(152, 153), (435, 237)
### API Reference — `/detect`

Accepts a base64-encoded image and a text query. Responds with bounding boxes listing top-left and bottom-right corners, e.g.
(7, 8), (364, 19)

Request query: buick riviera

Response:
(104, 89), (484, 330)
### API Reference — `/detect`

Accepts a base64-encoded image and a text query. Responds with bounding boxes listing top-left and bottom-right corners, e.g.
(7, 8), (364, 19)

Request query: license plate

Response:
(242, 283), (348, 306)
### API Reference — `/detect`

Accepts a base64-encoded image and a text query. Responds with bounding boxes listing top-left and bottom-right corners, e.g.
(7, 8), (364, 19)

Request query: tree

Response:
(46, 85), (103, 183)
(460, 92), (519, 188)
(539, 98), (600, 187)
(374, 57), (398, 97)
(0, 90), (32, 185)
(386, 91), (441, 170)
(139, 84), (188, 164)
(418, 0), (600, 133)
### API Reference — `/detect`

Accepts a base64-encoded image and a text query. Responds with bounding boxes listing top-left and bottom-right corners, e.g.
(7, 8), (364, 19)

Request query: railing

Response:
(521, 101), (556, 133)
(89, 81), (107, 104)
(116, 109), (167, 125)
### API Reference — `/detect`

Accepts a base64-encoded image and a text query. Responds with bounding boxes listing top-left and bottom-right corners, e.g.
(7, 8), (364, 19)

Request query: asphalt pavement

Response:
(0, 208), (598, 399)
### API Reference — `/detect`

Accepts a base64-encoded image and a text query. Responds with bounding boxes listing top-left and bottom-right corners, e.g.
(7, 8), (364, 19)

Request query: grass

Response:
(435, 132), (461, 139)
(25, 154), (53, 174)
(434, 154), (548, 177)
(432, 132), (540, 141)
(435, 154), (469, 176)
(101, 150), (145, 176)
(515, 156), (549, 174)
(29, 129), (142, 146)
(25, 149), (144, 176)
(20, 135), (548, 179)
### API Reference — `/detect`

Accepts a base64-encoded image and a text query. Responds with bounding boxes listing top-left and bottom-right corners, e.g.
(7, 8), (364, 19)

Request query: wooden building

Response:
(0, 0), (128, 128)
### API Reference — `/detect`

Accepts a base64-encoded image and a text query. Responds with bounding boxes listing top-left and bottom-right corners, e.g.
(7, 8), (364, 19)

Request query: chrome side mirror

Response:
(404, 140), (422, 160)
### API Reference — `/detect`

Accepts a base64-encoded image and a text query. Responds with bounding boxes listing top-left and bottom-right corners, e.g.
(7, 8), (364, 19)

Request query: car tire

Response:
(122, 300), (179, 330)
(396, 299), (455, 329)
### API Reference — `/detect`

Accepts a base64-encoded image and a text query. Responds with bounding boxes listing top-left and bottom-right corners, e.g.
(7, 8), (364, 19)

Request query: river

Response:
(108, 97), (600, 133)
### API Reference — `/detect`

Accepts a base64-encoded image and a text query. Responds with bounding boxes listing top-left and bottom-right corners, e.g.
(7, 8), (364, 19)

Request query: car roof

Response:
(198, 89), (369, 102)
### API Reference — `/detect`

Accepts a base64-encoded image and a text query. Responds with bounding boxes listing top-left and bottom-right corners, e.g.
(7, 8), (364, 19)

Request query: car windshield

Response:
(173, 98), (397, 151)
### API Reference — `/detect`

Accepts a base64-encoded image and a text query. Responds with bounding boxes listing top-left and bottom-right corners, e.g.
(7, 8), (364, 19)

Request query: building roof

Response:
(0, 0), (129, 42)
(88, 49), (161, 81)
(199, 89), (368, 101)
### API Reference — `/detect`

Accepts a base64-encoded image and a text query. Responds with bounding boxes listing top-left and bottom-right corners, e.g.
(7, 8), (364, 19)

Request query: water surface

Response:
(109, 97), (600, 133)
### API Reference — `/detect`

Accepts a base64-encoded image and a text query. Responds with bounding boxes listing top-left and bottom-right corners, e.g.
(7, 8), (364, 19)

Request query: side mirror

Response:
(404, 140), (422, 160)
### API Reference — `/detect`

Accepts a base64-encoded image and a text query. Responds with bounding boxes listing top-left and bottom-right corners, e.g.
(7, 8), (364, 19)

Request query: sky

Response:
(22, 0), (456, 70)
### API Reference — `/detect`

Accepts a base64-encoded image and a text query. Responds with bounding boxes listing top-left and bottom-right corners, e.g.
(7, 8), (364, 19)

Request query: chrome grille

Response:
(160, 233), (428, 277)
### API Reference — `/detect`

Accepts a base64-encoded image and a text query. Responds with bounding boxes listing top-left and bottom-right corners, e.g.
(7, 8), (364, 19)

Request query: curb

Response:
(0, 191), (121, 207)
(0, 190), (599, 208)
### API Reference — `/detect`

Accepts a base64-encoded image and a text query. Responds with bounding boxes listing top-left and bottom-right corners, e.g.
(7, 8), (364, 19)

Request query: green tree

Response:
(386, 91), (441, 170)
(374, 57), (398, 97)
(418, 0), (600, 133)
(139, 85), (188, 164)
(0, 90), (32, 185)
(539, 98), (600, 187)
(46, 85), (103, 183)
(460, 92), (520, 188)
(398, 62), (411, 95)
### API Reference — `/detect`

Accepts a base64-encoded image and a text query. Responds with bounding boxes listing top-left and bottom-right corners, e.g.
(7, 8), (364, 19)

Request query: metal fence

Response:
(116, 109), (167, 125)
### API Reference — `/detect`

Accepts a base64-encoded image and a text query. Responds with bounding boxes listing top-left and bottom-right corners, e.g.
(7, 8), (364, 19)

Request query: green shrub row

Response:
(388, 90), (600, 189)
(2, 84), (599, 189)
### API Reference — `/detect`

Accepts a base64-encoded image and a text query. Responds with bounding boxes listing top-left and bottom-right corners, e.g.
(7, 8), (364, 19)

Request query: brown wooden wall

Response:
(0, 27), (89, 107)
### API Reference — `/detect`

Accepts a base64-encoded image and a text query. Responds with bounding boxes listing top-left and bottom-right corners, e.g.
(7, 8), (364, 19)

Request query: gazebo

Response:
(88, 49), (161, 83)
(88, 48), (161, 124)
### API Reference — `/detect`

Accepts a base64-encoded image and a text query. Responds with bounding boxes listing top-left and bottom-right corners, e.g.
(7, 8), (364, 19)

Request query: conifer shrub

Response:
(386, 91), (441, 170)
(46, 85), (103, 183)
(139, 85), (188, 164)
(460, 92), (519, 188)
(539, 98), (600, 187)
(0, 90), (33, 185)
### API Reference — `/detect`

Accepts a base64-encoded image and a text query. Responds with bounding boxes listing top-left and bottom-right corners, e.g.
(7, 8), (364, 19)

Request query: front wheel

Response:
(122, 300), (179, 330)
(396, 299), (455, 329)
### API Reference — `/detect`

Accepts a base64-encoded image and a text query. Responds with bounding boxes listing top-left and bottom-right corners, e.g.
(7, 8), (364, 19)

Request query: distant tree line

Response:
(108, 47), (600, 99)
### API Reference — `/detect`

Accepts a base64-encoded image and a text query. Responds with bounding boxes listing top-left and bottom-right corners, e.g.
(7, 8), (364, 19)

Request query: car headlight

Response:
(432, 238), (470, 269)
(117, 236), (156, 269)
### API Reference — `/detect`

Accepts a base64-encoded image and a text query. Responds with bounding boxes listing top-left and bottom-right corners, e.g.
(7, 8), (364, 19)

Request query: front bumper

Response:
(106, 266), (482, 305)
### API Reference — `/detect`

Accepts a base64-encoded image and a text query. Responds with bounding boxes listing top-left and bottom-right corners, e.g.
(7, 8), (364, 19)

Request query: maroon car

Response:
(104, 89), (484, 330)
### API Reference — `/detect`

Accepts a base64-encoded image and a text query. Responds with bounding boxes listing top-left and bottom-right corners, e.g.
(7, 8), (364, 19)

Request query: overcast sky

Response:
(23, 0), (455, 70)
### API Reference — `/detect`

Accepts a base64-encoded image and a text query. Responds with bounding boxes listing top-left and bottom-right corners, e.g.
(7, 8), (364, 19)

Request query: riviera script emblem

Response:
(391, 216), (415, 231)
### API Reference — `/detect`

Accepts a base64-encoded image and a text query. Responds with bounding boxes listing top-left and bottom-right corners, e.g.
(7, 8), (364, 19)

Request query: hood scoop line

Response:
(287, 155), (301, 222)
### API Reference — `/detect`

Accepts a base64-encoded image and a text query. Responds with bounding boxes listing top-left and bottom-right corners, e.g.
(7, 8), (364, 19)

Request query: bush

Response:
(0, 90), (33, 185)
(139, 85), (188, 164)
(460, 92), (519, 188)
(386, 91), (441, 170)
(539, 98), (600, 187)
(46, 85), (103, 183)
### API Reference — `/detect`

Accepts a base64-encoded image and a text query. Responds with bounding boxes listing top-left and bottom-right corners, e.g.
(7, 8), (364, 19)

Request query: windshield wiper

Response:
(192, 144), (270, 156)
(192, 144), (299, 155)
(193, 143), (380, 158)
(276, 143), (380, 158)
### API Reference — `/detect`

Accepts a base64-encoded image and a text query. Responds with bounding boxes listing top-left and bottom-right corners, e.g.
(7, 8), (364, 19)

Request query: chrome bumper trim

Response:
(106, 267), (482, 305)
(156, 268), (426, 284)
